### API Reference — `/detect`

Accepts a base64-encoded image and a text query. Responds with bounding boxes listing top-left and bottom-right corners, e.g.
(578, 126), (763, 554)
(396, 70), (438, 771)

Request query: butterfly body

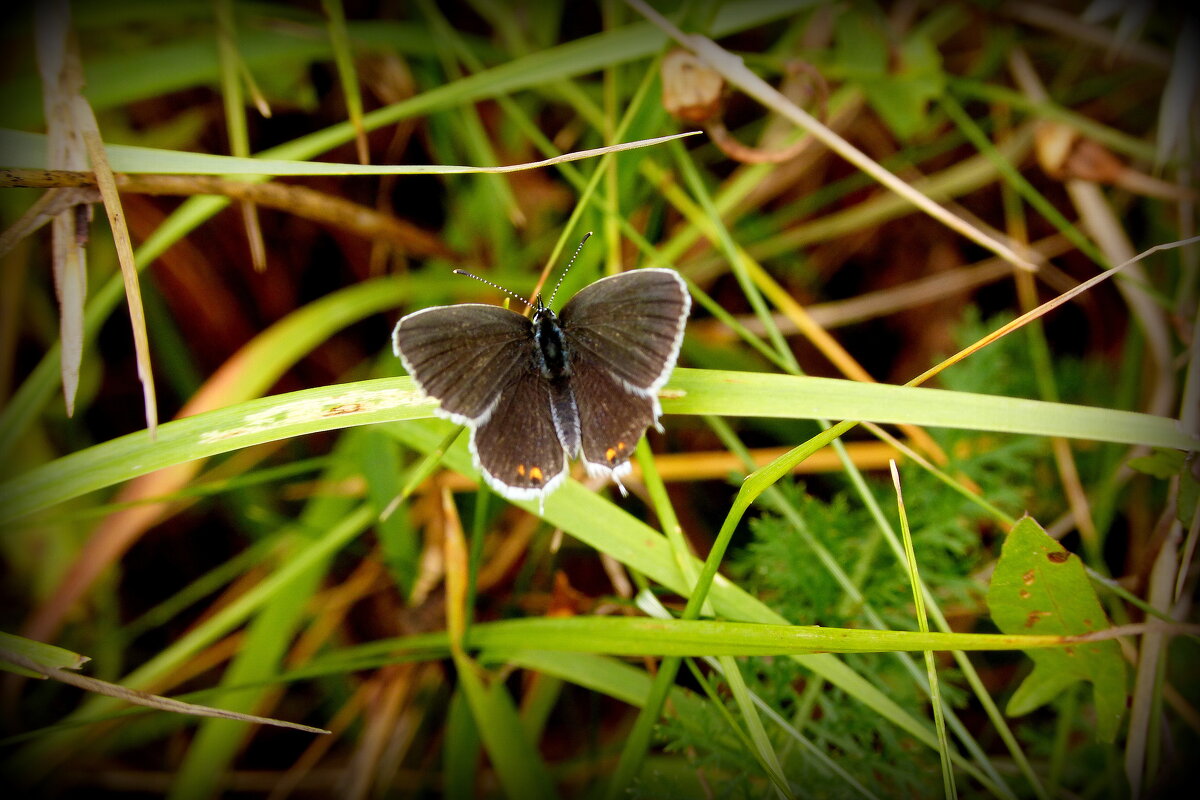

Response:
(392, 268), (690, 501)
(532, 304), (571, 380)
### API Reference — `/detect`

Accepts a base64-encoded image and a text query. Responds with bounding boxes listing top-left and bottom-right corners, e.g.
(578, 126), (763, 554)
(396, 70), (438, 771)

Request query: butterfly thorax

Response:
(532, 302), (572, 381)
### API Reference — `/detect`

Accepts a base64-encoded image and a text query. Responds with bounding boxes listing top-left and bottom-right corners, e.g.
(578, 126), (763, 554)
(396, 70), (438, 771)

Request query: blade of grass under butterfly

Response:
(4, 368), (1195, 527)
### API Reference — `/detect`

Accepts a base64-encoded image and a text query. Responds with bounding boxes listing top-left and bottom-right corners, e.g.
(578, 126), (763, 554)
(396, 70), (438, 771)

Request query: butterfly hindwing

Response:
(568, 355), (656, 479)
(470, 369), (568, 499)
(392, 304), (531, 425)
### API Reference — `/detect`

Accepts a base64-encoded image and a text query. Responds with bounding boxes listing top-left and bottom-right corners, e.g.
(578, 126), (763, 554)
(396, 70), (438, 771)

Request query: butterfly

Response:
(392, 235), (690, 502)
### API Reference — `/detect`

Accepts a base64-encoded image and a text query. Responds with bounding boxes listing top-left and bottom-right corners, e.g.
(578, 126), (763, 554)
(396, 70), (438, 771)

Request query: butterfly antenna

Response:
(546, 231), (593, 307)
(452, 270), (535, 309)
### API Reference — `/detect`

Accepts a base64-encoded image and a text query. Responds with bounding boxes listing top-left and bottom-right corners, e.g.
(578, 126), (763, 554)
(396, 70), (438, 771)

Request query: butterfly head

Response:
(532, 293), (551, 320)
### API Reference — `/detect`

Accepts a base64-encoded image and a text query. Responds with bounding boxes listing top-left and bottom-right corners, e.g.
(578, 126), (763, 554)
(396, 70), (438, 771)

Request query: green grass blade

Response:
(0, 127), (698, 175)
(665, 370), (1195, 449)
(320, 0), (370, 164)
(453, 652), (560, 800)
(4, 368), (1193, 526)
(0, 631), (89, 676)
(465, 614), (1070, 657)
(893, 464), (958, 800)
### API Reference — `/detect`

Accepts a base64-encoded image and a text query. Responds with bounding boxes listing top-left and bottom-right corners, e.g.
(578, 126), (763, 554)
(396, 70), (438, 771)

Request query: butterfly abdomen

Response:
(548, 381), (581, 456)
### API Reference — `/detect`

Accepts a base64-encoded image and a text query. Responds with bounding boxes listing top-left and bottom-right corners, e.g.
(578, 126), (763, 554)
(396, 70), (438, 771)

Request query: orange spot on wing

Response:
(529, 466), (544, 483)
(606, 442), (629, 463)
(517, 464), (526, 477)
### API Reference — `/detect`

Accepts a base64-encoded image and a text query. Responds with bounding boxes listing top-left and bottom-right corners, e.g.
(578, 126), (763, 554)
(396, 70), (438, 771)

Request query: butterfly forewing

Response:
(560, 269), (690, 476)
(392, 304), (531, 424)
(470, 370), (568, 498)
(559, 269), (690, 394)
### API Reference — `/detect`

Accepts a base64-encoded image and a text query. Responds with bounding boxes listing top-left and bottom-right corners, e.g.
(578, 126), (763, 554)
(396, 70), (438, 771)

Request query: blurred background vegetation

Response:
(0, 0), (1197, 797)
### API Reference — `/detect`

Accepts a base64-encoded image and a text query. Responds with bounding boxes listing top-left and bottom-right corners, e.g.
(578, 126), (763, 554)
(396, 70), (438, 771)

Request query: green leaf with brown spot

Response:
(986, 516), (1126, 742)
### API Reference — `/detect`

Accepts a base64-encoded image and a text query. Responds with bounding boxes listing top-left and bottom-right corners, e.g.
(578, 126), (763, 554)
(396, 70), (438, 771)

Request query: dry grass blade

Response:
(1010, 48), (1175, 418)
(442, 484), (468, 650)
(33, 0), (88, 418)
(1126, 518), (1184, 796)
(3, 650), (328, 735)
(688, 235), (1074, 339)
(1157, 20), (1199, 166)
(75, 99), (159, 438)
(338, 667), (414, 799)
(31, 1), (158, 437)
(215, 0), (267, 271)
(0, 170), (458, 260)
(0, 185), (99, 259)
(906, 236), (1200, 388)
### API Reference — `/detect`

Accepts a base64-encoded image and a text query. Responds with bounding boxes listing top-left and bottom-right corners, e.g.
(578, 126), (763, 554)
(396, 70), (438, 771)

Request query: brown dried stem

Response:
(0, 168), (457, 260)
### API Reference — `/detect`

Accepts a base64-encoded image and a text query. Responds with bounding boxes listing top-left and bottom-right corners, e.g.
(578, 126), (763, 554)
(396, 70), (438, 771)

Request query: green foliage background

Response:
(0, 1), (1196, 798)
